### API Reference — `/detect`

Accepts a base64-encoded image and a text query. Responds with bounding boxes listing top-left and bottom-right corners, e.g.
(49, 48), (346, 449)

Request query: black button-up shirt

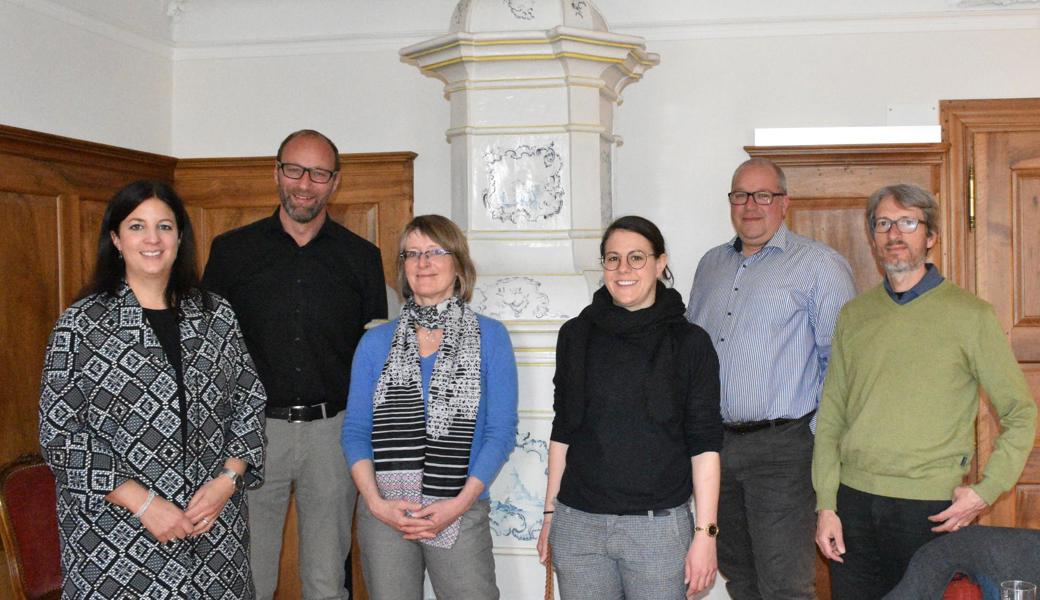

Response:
(202, 209), (387, 411)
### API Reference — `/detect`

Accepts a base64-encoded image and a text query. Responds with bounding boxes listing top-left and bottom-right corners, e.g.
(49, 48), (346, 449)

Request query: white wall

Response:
(0, 0), (173, 154)
(171, 23), (1040, 296)
(171, 48), (450, 215)
(613, 27), (1040, 294)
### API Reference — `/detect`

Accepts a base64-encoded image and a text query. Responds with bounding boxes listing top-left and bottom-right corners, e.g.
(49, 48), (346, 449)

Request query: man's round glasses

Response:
(601, 250), (657, 271)
(277, 161), (338, 184)
(728, 191), (785, 205)
(872, 217), (927, 234)
(400, 248), (454, 262)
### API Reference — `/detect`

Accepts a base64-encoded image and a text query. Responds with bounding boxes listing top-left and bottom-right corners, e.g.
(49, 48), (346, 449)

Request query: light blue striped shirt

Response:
(686, 225), (855, 427)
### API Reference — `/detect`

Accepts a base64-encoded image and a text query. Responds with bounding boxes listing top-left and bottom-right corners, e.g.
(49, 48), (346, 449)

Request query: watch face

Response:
(707, 524), (719, 537)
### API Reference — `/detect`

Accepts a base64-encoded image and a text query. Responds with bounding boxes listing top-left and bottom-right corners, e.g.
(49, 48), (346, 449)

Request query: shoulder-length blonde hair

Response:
(397, 215), (477, 303)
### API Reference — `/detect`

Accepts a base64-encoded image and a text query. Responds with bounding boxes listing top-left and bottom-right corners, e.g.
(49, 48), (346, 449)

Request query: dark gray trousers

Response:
(717, 417), (817, 600)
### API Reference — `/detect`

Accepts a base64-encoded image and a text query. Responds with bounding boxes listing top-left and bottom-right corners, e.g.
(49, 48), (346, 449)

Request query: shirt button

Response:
(296, 279), (302, 284)
(294, 337), (301, 342)
(734, 287), (739, 291)
(720, 338), (725, 342)
(727, 312), (732, 316)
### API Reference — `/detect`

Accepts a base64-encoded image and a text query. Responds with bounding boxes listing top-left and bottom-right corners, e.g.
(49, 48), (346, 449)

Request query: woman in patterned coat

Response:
(38, 180), (267, 599)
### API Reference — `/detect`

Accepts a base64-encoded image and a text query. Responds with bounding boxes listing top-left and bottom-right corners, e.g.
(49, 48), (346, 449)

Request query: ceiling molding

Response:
(169, 8), (1040, 61)
(10, 1), (1040, 62)
(619, 9), (1040, 42)
(6, 0), (173, 57)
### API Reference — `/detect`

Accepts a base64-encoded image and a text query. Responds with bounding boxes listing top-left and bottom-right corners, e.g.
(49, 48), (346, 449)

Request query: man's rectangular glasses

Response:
(872, 217), (926, 234)
(277, 161), (337, 184)
(728, 191), (785, 205)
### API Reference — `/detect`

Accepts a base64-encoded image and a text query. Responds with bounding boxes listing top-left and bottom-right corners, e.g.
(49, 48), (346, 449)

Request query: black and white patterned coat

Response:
(39, 283), (267, 599)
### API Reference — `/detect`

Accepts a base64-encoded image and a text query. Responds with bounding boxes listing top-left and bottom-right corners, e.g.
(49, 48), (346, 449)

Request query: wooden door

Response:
(175, 152), (415, 600)
(944, 98), (1040, 529)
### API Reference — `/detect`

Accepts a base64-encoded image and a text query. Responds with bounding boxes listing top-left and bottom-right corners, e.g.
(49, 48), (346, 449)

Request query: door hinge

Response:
(968, 165), (976, 231)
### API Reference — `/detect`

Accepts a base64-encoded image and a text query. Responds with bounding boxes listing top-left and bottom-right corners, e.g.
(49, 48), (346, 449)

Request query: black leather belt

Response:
(723, 411), (815, 435)
(265, 403), (340, 423)
(617, 508), (676, 517)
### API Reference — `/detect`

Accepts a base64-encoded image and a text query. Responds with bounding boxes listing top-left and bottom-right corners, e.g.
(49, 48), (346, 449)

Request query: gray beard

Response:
(881, 255), (924, 275)
(279, 192), (325, 223)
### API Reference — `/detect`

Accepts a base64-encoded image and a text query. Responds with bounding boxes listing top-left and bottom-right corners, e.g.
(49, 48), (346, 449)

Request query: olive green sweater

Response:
(813, 281), (1036, 511)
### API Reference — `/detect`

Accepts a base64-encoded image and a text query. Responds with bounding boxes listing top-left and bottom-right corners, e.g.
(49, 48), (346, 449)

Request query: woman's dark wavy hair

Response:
(600, 215), (674, 286)
(77, 180), (206, 311)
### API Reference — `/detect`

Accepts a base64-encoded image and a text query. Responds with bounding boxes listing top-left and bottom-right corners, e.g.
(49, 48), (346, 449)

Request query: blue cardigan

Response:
(341, 314), (519, 500)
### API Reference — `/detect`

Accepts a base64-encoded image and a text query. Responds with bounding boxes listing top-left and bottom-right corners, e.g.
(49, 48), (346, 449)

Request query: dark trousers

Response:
(717, 417), (817, 600)
(829, 484), (948, 600)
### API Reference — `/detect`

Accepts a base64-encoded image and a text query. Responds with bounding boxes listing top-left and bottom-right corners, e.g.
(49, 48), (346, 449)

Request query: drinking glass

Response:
(1001, 580), (1038, 600)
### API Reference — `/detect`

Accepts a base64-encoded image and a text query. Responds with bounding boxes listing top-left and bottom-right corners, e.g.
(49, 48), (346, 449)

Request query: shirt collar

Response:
(730, 223), (789, 255)
(883, 263), (944, 304)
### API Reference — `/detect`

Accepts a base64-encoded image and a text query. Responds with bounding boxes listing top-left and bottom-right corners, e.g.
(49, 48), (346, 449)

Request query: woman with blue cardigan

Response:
(342, 215), (518, 600)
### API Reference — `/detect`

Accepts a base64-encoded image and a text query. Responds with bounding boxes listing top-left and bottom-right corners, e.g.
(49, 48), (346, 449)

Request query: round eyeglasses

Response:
(601, 250), (657, 271)
(277, 161), (338, 184)
(872, 217), (927, 234)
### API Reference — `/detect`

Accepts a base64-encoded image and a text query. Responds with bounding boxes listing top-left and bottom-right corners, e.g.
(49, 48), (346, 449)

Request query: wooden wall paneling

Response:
(0, 192), (61, 468)
(0, 125), (176, 467)
(745, 143), (948, 294)
(175, 152), (416, 289)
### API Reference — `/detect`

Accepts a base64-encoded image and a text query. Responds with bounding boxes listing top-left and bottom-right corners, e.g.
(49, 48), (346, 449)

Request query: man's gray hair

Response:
(865, 184), (940, 237)
(732, 157), (788, 194)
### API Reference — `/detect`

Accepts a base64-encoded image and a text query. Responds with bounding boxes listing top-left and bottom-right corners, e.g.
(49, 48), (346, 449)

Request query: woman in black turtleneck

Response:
(537, 216), (723, 599)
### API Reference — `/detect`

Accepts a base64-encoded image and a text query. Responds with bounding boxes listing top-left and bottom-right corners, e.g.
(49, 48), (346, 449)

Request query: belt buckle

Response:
(288, 405), (307, 423)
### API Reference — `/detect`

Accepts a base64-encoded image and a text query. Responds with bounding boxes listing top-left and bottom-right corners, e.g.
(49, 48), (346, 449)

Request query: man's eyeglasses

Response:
(872, 217), (927, 234)
(277, 161), (338, 184)
(601, 250), (657, 271)
(399, 248), (454, 262)
(728, 191), (785, 205)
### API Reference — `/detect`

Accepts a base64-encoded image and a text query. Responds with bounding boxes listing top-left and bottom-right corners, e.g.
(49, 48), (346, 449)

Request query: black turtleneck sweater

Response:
(551, 284), (723, 514)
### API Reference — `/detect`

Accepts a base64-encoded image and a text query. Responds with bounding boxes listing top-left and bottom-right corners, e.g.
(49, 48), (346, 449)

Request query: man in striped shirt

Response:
(686, 158), (856, 599)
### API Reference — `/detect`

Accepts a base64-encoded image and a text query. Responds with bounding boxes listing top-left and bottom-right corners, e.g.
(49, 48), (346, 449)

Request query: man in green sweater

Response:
(811, 183), (1036, 599)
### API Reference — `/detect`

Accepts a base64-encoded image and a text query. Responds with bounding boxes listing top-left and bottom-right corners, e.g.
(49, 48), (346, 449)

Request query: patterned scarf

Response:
(372, 296), (482, 547)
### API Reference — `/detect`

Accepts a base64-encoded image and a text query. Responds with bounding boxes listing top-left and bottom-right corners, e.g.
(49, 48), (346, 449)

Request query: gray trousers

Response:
(549, 501), (694, 600)
(356, 496), (499, 600)
(249, 412), (356, 600)
(717, 417), (817, 600)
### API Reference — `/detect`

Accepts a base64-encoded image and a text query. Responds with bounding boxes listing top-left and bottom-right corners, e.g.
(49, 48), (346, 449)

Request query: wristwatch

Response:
(694, 522), (720, 538)
(220, 467), (245, 492)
